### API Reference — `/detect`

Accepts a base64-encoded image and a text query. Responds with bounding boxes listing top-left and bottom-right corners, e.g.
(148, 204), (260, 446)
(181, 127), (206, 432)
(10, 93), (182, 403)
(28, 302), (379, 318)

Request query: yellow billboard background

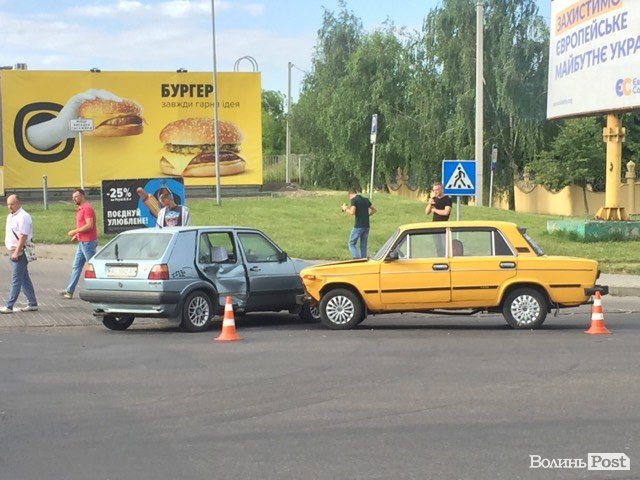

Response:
(0, 70), (262, 188)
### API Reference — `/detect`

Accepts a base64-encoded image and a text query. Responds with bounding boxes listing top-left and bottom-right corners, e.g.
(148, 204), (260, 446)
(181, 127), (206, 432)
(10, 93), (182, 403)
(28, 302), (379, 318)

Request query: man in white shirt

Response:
(156, 193), (190, 227)
(2, 194), (38, 313)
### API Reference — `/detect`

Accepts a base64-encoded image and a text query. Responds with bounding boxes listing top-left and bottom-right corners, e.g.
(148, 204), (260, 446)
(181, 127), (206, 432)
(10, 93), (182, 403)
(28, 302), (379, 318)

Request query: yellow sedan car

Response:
(300, 221), (608, 330)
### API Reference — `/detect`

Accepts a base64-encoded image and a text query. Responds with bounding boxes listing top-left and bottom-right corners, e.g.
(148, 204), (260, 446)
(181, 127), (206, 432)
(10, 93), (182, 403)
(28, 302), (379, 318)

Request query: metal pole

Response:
(369, 143), (376, 198)
(298, 156), (301, 184)
(42, 175), (48, 211)
(457, 197), (461, 221)
(489, 170), (493, 208)
(79, 131), (85, 190)
(286, 62), (292, 184)
(475, 0), (484, 206)
(210, 0), (221, 205)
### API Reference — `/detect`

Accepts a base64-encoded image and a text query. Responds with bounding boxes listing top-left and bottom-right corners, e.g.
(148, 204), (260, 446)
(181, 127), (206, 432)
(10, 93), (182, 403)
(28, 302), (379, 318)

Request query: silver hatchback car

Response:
(79, 226), (318, 331)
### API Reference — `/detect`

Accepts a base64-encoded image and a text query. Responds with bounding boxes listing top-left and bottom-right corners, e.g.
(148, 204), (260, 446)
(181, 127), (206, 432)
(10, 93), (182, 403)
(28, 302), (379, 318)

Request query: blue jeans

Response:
(7, 253), (37, 309)
(348, 228), (370, 259)
(65, 240), (98, 294)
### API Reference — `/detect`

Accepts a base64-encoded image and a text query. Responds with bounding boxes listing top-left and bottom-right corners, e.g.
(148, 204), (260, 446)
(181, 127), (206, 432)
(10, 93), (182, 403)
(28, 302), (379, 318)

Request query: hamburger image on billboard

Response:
(79, 98), (145, 137)
(159, 117), (246, 177)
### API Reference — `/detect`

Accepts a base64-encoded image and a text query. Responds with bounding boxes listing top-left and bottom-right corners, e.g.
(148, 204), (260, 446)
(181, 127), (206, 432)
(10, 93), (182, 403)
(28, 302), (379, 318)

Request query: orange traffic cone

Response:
(585, 291), (611, 335)
(215, 296), (241, 342)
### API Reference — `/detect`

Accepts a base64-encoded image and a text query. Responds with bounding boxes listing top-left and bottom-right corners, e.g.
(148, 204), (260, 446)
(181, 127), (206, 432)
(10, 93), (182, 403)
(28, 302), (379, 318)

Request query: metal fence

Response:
(263, 154), (311, 184)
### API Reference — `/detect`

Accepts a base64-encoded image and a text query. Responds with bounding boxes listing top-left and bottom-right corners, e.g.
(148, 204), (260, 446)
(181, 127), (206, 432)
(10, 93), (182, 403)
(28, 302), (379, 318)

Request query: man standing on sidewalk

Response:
(1, 194), (38, 313)
(341, 189), (377, 259)
(60, 189), (98, 299)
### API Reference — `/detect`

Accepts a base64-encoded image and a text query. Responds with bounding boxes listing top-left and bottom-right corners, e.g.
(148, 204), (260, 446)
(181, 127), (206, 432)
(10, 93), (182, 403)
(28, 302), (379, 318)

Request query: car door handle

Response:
(249, 266), (261, 272)
(499, 262), (516, 269)
(432, 264), (449, 271)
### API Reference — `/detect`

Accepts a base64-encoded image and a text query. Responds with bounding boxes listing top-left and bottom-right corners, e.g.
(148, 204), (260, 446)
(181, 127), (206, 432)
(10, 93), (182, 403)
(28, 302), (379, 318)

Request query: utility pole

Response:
(475, 0), (484, 206)
(286, 62), (293, 184)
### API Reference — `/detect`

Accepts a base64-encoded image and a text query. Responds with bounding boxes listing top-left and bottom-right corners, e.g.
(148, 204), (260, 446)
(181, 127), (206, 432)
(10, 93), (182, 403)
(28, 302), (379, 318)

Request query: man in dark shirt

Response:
(425, 182), (452, 221)
(341, 189), (377, 259)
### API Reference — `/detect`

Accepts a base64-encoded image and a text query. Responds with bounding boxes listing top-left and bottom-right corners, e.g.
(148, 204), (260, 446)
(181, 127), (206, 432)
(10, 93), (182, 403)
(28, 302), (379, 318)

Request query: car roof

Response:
(397, 220), (519, 232)
(116, 226), (262, 234)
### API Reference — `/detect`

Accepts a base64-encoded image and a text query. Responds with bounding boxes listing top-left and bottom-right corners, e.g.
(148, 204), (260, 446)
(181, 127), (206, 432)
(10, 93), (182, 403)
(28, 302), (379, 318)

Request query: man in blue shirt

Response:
(341, 189), (377, 258)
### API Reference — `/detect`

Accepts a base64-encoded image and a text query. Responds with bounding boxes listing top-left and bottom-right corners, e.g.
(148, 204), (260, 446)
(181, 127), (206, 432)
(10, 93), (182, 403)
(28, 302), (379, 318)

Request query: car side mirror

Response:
(386, 249), (400, 261)
(277, 251), (288, 262)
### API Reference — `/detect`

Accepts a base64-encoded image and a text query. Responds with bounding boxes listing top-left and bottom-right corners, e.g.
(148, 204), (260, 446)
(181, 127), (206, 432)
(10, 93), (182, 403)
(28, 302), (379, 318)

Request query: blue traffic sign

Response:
(442, 160), (476, 196)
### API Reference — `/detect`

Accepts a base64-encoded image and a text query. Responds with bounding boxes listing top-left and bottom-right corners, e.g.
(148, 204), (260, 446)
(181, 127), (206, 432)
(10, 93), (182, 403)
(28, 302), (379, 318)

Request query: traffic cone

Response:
(585, 291), (611, 335)
(215, 296), (241, 342)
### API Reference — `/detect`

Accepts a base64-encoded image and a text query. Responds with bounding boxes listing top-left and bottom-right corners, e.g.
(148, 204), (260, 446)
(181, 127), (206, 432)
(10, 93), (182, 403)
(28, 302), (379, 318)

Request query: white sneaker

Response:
(0, 306), (14, 314)
(20, 305), (38, 312)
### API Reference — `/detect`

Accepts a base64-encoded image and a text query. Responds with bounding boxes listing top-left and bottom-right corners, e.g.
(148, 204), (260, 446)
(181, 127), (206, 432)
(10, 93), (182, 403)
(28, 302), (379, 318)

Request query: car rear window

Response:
(518, 227), (544, 256)
(96, 232), (173, 261)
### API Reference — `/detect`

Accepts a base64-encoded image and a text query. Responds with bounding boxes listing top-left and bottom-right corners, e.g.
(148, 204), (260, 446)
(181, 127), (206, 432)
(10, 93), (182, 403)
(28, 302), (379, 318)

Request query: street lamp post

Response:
(210, 0), (221, 205)
(286, 62), (293, 184)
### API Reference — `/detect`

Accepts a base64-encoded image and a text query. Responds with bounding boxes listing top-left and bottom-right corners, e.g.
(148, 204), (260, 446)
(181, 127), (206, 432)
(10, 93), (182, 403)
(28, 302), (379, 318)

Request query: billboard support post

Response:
(78, 132), (85, 190)
(596, 114), (629, 220)
(210, 0), (221, 206)
(42, 175), (48, 211)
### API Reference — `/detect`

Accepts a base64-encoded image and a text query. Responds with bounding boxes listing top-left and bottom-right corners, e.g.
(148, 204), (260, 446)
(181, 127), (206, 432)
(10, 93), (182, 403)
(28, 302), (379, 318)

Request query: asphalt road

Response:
(1, 257), (639, 479)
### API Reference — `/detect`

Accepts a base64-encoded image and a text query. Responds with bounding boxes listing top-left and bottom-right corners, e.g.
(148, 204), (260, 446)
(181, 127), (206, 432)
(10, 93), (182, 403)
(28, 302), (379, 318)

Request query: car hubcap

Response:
(510, 295), (540, 326)
(325, 295), (355, 325)
(188, 297), (210, 327)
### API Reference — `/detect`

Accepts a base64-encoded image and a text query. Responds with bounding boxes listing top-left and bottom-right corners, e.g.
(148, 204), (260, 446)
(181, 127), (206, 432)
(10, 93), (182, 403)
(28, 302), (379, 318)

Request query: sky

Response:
(0, 0), (551, 98)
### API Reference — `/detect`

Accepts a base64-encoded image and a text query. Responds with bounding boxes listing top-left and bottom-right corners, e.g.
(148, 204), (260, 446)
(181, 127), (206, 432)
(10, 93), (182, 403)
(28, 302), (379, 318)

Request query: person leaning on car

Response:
(341, 189), (377, 259)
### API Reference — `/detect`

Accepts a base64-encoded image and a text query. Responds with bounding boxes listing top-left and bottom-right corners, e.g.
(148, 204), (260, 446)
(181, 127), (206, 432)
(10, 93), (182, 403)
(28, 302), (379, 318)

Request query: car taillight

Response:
(148, 264), (169, 280)
(84, 263), (96, 279)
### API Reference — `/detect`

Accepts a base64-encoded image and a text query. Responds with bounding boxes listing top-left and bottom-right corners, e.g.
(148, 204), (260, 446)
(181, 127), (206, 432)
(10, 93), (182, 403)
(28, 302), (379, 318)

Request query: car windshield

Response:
(372, 228), (401, 260)
(518, 227), (544, 256)
(96, 232), (173, 261)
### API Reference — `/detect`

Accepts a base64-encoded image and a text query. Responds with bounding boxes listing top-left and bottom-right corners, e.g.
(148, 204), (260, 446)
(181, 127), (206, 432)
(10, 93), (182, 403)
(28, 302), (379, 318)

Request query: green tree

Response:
(262, 90), (286, 155)
(528, 117), (604, 213)
(293, 1), (365, 188)
(409, 0), (549, 202)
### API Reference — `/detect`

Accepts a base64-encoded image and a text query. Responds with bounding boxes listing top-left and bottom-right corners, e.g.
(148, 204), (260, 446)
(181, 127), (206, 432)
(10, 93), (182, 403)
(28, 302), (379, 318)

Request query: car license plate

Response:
(106, 265), (138, 278)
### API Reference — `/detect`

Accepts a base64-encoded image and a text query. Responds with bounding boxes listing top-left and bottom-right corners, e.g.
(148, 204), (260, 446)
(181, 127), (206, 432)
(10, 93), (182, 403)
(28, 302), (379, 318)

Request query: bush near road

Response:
(26, 192), (640, 274)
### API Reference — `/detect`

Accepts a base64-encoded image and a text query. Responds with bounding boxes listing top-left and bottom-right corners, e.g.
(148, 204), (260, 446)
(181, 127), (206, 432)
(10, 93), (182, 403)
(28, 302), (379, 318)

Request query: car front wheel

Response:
(319, 288), (363, 330)
(181, 291), (213, 332)
(502, 287), (547, 329)
(102, 314), (135, 331)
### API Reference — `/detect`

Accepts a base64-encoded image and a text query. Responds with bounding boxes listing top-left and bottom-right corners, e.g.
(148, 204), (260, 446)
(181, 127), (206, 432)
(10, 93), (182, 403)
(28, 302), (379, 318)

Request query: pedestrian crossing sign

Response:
(442, 160), (476, 196)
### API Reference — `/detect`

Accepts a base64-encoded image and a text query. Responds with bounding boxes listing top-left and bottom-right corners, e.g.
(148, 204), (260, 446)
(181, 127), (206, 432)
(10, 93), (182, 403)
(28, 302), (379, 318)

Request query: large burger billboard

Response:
(0, 70), (262, 188)
(547, 0), (640, 119)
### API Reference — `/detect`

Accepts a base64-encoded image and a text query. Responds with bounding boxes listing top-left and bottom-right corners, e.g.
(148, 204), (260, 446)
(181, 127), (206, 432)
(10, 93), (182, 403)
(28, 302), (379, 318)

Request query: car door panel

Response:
(380, 259), (451, 308)
(196, 230), (249, 307)
(238, 231), (300, 310)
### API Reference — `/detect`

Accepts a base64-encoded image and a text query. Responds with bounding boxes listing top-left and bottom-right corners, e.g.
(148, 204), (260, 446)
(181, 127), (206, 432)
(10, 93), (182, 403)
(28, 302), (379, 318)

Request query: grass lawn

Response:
(24, 191), (640, 274)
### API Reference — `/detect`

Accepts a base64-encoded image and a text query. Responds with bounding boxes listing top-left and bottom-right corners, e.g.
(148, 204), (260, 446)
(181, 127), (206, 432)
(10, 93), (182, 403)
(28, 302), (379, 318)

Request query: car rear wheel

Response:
(299, 302), (321, 323)
(502, 287), (547, 329)
(102, 314), (135, 331)
(181, 291), (213, 332)
(319, 288), (363, 330)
